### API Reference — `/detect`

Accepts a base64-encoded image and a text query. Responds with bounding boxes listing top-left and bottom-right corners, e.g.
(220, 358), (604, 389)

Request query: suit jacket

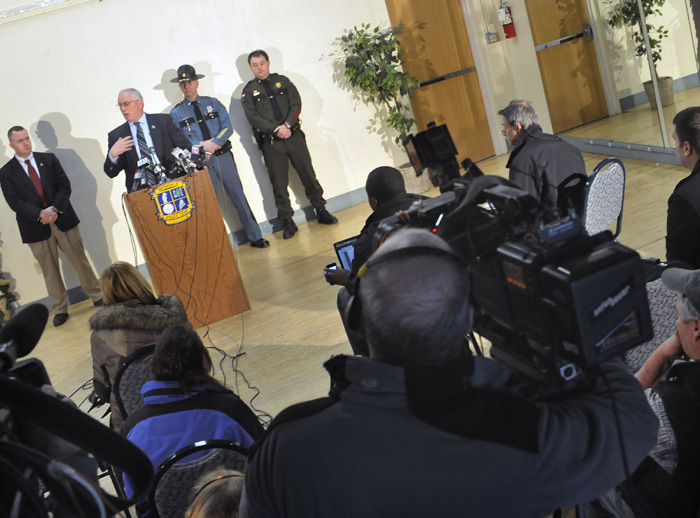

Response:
(103, 113), (191, 193)
(0, 152), (80, 244)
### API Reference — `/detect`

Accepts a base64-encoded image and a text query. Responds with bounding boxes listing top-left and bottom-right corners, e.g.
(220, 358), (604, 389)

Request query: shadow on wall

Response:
(32, 113), (116, 279)
(154, 68), (185, 115)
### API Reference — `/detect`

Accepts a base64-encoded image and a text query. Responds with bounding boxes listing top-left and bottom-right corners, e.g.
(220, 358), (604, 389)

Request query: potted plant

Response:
(606, 0), (672, 108)
(332, 24), (420, 143)
(331, 23), (427, 190)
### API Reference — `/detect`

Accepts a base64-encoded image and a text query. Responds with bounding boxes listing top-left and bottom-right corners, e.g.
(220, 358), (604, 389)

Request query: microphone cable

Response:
(204, 151), (270, 423)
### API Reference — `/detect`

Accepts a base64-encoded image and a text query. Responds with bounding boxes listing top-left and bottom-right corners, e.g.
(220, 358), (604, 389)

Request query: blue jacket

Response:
(121, 380), (263, 497)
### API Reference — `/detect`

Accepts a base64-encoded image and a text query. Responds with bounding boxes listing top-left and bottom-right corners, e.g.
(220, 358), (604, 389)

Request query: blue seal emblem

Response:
(152, 180), (194, 225)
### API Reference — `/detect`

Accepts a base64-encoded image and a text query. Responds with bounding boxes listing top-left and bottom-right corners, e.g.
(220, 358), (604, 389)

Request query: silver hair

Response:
(677, 294), (700, 323)
(118, 88), (143, 101)
(498, 99), (538, 129)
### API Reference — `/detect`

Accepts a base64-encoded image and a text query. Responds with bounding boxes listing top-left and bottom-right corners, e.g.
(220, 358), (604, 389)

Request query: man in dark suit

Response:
(104, 88), (191, 192)
(0, 126), (103, 326)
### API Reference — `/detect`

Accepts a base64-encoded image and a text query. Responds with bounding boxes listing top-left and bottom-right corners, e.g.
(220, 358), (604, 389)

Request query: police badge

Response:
(152, 180), (194, 225)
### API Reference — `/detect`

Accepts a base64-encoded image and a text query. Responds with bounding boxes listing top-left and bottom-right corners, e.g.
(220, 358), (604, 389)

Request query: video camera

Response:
(376, 126), (652, 384)
(0, 304), (152, 516)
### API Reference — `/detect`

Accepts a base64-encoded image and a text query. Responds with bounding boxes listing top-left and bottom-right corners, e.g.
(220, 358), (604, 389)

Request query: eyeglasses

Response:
(501, 123), (519, 136)
(116, 100), (141, 108)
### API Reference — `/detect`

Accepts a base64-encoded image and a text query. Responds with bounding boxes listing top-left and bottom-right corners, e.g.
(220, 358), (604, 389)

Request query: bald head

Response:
(358, 228), (472, 367)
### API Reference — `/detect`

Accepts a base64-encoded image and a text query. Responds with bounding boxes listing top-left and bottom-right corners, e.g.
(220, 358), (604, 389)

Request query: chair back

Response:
(556, 172), (588, 216)
(148, 440), (248, 518)
(113, 344), (156, 421)
(583, 158), (625, 238)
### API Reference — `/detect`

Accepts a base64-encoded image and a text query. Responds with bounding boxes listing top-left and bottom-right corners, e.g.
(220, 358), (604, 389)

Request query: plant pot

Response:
(399, 163), (431, 194)
(643, 76), (674, 110)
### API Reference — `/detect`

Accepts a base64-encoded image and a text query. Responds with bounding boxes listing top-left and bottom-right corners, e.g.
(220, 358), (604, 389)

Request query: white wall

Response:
(0, 0), (400, 306)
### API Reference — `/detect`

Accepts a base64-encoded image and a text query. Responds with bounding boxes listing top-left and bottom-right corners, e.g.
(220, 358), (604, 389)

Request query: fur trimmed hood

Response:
(88, 293), (188, 332)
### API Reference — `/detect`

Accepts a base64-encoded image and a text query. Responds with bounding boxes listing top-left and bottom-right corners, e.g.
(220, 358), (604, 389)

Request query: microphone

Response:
(171, 147), (192, 174)
(182, 148), (199, 173)
(132, 157), (152, 191)
(0, 303), (49, 372)
(163, 154), (184, 179)
(149, 146), (166, 183)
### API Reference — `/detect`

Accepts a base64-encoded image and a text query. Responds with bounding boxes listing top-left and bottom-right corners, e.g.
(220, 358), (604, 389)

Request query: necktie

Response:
(25, 160), (47, 207)
(134, 122), (150, 160)
(192, 102), (212, 140)
(261, 80), (284, 122)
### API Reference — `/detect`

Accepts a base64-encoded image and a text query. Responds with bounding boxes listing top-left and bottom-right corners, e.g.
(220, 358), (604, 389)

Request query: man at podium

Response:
(104, 88), (191, 193)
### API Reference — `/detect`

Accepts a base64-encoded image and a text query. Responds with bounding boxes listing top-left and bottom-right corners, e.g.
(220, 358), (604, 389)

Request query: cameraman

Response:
(242, 228), (657, 518)
(323, 166), (426, 355)
(595, 267), (700, 517)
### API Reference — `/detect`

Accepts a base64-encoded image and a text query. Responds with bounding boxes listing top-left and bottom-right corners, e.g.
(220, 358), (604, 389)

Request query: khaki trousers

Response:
(27, 224), (102, 314)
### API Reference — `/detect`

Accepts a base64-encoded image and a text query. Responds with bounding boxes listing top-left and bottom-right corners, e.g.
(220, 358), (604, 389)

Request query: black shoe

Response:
(282, 218), (298, 239)
(93, 299), (104, 307)
(316, 207), (338, 225)
(250, 238), (270, 248)
(88, 390), (105, 408)
(53, 313), (69, 326)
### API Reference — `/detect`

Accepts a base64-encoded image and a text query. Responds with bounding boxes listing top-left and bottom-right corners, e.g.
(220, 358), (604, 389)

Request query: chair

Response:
(113, 344), (156, 422)
(147, 439), (248, 518)
(582, 158), (626, 238)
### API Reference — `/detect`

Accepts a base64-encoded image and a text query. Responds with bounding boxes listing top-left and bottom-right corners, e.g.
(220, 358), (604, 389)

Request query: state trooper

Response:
(242, 50), (337, 240)
(170, 64), (269, 248)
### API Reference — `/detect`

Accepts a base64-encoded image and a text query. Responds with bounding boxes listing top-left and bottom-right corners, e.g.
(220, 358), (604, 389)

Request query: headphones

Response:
(345, 242), (468, 332)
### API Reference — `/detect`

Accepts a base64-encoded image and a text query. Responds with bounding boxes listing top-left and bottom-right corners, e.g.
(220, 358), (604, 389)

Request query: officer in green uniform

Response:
(242, 49), (337, 239)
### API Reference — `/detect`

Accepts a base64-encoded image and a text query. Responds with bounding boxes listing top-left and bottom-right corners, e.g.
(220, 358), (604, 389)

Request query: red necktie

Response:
(25, 159), (47, 207)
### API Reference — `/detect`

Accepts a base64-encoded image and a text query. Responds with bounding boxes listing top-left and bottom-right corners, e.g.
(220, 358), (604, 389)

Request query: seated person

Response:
(595, 267), (700, 517)
(186, 468), (245, 518)
(499, 99), (586, 209)
(324, 166), (427, 355)
(121, 326), (264, 498)
(666, 107), (700, 268)
(90, 261), (190, 430)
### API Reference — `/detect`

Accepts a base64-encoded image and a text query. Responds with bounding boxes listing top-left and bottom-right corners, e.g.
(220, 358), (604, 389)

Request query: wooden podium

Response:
(124, 169), (250, 327)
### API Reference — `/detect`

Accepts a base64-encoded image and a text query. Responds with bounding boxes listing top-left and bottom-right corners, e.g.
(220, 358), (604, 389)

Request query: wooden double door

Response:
(386, 0), (608, 152)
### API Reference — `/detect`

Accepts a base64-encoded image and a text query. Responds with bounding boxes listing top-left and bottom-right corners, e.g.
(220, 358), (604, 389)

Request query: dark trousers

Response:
(261, 130), (326, 220)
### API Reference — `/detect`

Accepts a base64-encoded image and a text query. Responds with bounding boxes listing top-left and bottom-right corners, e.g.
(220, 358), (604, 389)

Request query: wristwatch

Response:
(284, 122), (292, 130)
